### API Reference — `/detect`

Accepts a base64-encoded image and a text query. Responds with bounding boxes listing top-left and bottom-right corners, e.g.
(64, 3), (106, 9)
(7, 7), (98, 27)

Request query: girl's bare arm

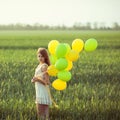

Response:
(41, 64), (51, 85)
(31, 76), (47, 85)
(42, 72), (51, 85)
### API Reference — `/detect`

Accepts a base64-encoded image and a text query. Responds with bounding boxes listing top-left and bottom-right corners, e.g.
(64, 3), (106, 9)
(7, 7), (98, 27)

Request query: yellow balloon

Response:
(47, 65), (58, 76)
(66, 60), (73, 71)
(66, 50), (79, 61)
(72, 39), (84, 52)
(48, 40), (59, 55)
(52, 79), (67, 90)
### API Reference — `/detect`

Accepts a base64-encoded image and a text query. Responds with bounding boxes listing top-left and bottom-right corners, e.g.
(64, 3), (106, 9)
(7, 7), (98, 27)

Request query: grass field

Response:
(0, 30), (120, 120)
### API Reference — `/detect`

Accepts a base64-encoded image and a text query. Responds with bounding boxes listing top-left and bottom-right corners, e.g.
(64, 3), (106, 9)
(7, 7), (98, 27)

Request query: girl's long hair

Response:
(37, 48), (50, 66)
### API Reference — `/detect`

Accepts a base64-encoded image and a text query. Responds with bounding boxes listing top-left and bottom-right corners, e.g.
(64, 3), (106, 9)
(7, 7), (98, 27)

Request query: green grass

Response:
(0, 30), (120, 120)
(0, 30), (120, 49)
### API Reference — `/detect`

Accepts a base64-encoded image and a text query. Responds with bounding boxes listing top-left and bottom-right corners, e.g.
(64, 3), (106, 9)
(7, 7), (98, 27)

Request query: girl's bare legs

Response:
(36, 103), (49, 120)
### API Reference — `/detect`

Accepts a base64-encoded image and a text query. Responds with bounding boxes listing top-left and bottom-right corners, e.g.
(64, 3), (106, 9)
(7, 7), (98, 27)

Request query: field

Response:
(0, 30), (120, 120)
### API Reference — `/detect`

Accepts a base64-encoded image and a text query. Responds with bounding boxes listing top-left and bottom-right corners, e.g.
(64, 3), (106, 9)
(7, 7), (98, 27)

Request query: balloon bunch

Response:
(47, 38), (98, 90)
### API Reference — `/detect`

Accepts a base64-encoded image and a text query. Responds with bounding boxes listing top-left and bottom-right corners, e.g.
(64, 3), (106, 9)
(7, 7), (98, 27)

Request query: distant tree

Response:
(99, 22), (106, 30)
(33, 23), (40, 30)
(86, 22), (91, 30)
(93, 22), (98, 30)
(112, 22), (120, 30)
(73, 22), (81, 30)
(61, 24), (67, 30)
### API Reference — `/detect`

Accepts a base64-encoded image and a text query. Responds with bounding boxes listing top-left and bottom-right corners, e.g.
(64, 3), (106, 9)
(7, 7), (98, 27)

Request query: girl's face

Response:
(37, 53), (45, 63)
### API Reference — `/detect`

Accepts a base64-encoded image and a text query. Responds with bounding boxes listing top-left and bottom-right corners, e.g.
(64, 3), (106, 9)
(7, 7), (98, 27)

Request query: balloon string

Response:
(46, 86), (58, 107)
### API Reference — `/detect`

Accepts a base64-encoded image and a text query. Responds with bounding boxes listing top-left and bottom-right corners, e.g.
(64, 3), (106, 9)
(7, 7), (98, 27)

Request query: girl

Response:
(31, 48), (52, 120)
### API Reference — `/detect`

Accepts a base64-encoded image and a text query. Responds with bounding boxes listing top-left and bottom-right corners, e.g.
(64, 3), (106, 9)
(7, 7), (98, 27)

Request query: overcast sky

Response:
(0, 0), (120, 26)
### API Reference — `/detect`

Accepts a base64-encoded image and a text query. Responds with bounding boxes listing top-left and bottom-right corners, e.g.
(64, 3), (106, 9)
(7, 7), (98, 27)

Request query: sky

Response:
(0, 0), (120, 26)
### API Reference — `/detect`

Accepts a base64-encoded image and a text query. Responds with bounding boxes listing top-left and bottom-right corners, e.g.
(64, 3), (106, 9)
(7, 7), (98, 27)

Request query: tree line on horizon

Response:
(0, 22), (120, 30)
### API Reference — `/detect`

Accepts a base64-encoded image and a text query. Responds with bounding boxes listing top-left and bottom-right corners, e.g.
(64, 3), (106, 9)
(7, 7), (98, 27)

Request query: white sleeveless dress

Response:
(34, 63), (52, 105)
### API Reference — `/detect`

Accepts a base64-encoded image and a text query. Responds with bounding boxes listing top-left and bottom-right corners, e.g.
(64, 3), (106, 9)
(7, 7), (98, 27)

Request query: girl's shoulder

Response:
(41, 63), (48, 72)
(42, 63), (48, 66)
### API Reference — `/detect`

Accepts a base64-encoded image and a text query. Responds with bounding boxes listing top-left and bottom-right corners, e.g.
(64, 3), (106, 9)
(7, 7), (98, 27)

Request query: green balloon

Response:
(55, 43), (67, 58)
(57, 70), (72, 81)
(64, 43), (71, 54)
(84, 38), (98, 52)
(55, 58), (68, 70)
(50, 55), (57, 65)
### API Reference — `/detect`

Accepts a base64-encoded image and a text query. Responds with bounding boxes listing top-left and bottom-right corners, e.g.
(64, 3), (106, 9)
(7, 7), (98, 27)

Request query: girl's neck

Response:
(39, 62), (45, 65)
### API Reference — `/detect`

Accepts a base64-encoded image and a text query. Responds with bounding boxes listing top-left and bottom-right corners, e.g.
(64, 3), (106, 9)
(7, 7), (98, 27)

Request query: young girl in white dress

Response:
(31, 48), (52, 120)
